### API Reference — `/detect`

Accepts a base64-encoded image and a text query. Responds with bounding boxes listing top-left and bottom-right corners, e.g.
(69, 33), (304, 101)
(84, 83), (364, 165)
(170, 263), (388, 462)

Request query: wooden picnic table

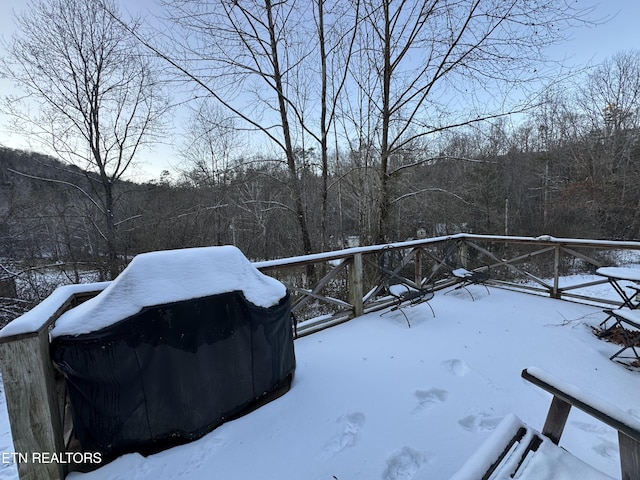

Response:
(596, 266), (640, 309)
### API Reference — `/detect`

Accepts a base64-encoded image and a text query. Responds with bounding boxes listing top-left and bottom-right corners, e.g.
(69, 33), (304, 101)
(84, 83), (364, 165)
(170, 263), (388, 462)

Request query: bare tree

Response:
(162, 0), (315, 255)
(347, 0), (592, 242)
(289, 0), (360, 250)
(180, 99), (244, 188)
(577, 50), (640, 238)
(1, 0), (169, 278)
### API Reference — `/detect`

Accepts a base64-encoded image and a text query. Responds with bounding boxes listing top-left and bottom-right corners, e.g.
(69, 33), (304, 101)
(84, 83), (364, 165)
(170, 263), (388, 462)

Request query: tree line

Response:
(2, 48), (640, 322)
(2, 0), (640, 322)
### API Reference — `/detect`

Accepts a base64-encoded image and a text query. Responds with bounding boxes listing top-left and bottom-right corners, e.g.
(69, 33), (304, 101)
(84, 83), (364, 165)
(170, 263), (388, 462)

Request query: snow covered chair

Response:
(451, 367), (640, 480)
(442, 241), (490, 300)
(378, 246), (435, 326)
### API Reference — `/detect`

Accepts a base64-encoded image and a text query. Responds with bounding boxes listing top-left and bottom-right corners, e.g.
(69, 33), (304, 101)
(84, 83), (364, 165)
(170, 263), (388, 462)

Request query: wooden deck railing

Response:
(2, 233), (640, 479)
(255, 233), (640, 336)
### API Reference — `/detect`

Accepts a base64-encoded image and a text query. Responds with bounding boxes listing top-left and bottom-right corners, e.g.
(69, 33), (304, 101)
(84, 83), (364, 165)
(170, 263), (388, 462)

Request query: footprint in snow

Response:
(572, 421), (619, 459)
(458, 413), (502, 432)
(413, 388), (448, 414)
(593, 440), (619, 459)
(382, 446), (430, 480)
(321, 412), (366, 458)
(440, 358), (471, 377)
(571, 420), (612, 436)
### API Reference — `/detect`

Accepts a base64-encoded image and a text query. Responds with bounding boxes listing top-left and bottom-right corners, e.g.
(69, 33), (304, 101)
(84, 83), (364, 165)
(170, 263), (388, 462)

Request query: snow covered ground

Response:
(1, 283), (638, 479)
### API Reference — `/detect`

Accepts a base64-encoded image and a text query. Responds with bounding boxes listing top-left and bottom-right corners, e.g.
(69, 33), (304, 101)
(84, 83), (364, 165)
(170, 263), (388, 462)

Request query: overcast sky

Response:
(1, 0), (639, 180)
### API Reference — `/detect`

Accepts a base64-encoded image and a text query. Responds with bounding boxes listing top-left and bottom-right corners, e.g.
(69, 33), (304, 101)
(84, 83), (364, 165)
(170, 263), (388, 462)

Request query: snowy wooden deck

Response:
(29, 287), (639, 479)
(2, 234), (640, 479)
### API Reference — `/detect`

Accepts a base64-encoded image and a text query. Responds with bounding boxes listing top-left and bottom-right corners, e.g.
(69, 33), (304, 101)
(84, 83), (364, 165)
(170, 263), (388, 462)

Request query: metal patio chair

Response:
(378, 246), (435, 327)
(442, 241), (490, 300)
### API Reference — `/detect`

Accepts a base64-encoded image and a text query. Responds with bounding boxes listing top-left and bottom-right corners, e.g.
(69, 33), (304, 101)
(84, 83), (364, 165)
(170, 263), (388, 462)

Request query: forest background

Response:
(1, 0), (640, 325)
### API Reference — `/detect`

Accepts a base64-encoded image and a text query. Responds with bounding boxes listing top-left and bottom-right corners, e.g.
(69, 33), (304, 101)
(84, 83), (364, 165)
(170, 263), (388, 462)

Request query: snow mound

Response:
(50, 246), (287, 338)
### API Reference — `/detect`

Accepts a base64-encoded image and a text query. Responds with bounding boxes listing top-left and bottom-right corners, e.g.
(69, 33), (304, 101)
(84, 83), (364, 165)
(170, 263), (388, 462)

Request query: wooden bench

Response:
(451, 367), (640, 480)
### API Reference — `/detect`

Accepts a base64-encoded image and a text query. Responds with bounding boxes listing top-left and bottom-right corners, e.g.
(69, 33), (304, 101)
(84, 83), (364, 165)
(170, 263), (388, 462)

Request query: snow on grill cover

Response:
(50, 246), (296, 462)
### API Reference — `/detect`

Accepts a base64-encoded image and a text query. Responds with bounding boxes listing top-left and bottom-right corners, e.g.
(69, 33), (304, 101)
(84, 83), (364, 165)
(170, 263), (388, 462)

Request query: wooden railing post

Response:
(414, 248), (423, 286)
(0, 331), (65, 480)
(459, 240), (468, 268)
(348, 253), (364, 317)
(552, 245), (561, 299)
(0, 285), (106, 480)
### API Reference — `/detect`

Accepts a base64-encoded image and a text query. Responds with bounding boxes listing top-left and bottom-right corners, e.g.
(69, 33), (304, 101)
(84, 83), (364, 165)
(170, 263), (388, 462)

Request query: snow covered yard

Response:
(1, 285), (638, 479)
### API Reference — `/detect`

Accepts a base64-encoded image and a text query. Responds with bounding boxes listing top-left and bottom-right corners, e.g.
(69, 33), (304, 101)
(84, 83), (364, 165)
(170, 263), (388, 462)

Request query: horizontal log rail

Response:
(2, 234), (639, 343)
(255, 234), (640, 336)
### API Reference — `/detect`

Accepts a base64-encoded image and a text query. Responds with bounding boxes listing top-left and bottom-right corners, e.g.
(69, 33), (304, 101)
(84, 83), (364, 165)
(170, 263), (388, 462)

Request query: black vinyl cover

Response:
(51, 291), (295, 460)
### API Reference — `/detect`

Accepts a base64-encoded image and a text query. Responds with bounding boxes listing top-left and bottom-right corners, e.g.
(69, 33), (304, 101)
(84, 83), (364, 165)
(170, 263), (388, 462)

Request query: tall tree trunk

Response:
(318, 0), (329, 251)
(103, 180), (119, 280)
(377, 0), (393, 244)
(266, 0), (313, 255)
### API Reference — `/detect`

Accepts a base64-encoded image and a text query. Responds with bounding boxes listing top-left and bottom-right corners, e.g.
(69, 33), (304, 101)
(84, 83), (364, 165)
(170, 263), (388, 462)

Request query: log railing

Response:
(255, 234), (640, 335)
(2, 233), (640, 478)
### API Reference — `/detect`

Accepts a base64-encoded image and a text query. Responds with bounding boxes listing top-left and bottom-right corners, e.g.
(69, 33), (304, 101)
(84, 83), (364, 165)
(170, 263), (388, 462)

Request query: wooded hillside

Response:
(2, 90), (639, 325)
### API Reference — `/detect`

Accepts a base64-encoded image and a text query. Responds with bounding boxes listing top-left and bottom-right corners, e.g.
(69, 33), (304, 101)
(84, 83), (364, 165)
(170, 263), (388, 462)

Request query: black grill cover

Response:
(51, 290), (295, 460)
